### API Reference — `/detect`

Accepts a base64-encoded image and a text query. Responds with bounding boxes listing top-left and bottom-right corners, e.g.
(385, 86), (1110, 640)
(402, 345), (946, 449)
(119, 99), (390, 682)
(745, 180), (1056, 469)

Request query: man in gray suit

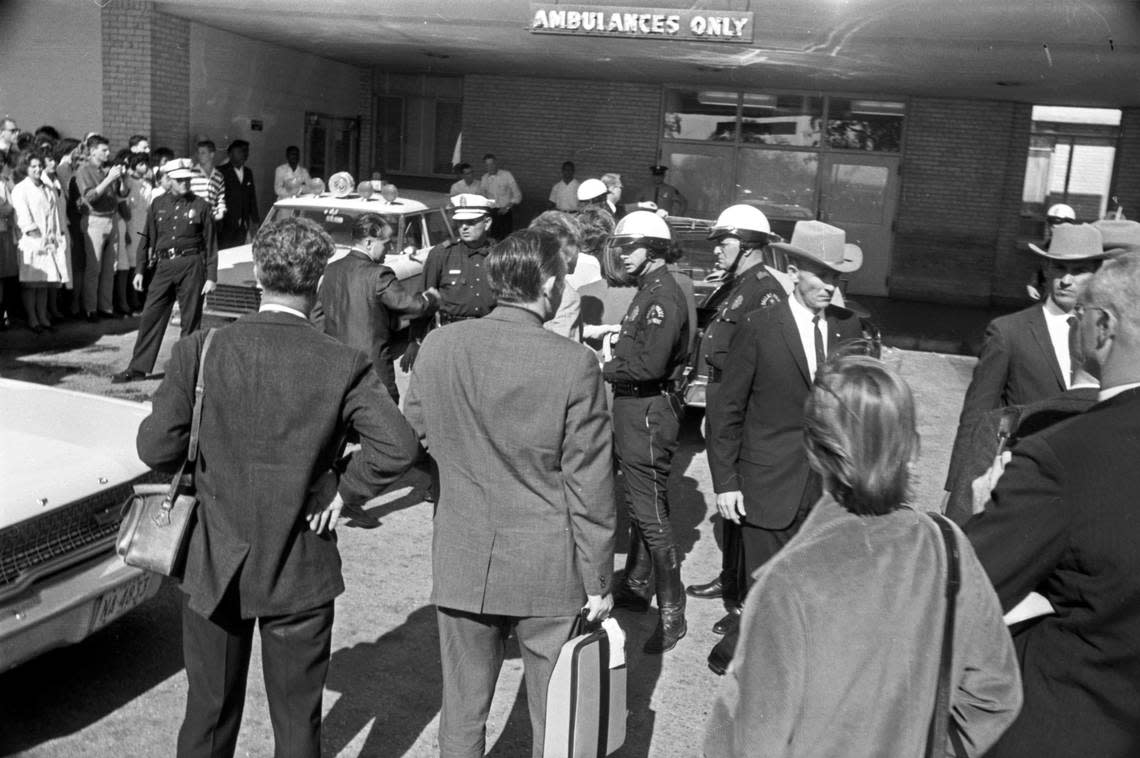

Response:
(404, 229), (616, 758)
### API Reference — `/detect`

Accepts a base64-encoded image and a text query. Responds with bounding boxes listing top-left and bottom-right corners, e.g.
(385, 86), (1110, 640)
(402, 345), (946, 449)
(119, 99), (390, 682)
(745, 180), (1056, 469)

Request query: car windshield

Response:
(266, 206), (401, 246)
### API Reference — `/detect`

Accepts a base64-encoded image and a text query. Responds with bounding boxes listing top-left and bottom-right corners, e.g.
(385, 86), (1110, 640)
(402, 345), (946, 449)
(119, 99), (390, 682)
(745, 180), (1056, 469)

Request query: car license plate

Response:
(89, 574), (155, 633)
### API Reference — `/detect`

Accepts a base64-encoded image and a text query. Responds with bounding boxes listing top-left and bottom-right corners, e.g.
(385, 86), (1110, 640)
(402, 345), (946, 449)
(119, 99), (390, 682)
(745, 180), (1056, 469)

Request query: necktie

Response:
(1067, 315), (1079, 385)
(812, 314), (826, 378)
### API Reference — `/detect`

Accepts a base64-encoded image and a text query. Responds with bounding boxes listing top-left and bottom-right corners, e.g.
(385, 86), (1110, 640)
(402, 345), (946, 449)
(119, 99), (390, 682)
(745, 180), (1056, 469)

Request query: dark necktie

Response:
(812, 314), (826, 377)
(1067, 315), (1079, 385)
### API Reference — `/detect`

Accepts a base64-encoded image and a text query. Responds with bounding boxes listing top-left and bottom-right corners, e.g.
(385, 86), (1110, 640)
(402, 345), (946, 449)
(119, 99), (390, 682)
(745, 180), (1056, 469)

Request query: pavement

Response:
(0, 311), (981, 757)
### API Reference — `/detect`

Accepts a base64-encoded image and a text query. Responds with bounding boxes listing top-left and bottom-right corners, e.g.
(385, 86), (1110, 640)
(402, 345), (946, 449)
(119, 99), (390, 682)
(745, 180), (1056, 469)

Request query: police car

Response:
(0, 380), (163, 671)
(207, 178), (454, 317)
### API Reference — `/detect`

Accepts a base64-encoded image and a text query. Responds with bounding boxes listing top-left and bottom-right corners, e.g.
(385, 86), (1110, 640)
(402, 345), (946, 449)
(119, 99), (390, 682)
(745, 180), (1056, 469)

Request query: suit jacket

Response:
(965, 387), (1140, 757)
(404, 305), (616, 617)
(137, 311), (418, 619)
(311, 248), (429, 367)
(707, 299), (863, 529)
(944, 386), (1098, 525)
(946, 304), (1067, 489)
(217, 162), (260, 231)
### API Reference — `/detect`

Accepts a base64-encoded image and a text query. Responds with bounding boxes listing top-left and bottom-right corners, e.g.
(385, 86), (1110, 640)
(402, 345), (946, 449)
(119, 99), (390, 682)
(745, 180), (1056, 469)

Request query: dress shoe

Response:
(100, 310), (123, 319)
(85, 312), (100, 323)
(712, 606), (742, 635)
(111, 369), (147, 384)
(686, 577), (724, 600)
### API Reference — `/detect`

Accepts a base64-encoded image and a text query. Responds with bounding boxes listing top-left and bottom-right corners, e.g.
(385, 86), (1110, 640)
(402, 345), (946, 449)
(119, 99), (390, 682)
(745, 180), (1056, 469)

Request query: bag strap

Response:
(187, 328), (217, 464)
(926, 512), (962, 758)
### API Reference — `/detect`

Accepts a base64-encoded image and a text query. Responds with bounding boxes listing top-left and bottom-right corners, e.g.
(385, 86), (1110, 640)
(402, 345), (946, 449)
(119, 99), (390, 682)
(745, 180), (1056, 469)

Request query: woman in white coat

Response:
(11, 150), (70, 332)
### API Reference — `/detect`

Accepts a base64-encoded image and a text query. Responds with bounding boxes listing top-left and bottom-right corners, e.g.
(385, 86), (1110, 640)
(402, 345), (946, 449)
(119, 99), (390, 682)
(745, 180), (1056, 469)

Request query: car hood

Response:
(216, 244), (423, 288)
(1, 380), (152, 530)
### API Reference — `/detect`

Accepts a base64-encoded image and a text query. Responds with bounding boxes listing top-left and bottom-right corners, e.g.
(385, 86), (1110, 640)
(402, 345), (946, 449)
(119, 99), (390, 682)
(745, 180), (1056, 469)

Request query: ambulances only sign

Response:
(529, 4), (754, 43)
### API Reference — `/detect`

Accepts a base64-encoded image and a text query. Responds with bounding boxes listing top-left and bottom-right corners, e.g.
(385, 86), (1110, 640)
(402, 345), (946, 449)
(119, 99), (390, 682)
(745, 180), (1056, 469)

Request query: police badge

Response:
(647, 304), (665, 325)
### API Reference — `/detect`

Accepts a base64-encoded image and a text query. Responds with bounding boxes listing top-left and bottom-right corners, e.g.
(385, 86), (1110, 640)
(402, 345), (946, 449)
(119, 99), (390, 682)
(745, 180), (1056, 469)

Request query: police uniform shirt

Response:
(603, 265), (690, 384)
(635, 182), (686, 216)
(420, 238), (496, 319)
(140, 190), (218, 281)
(700, 265), (785, 375)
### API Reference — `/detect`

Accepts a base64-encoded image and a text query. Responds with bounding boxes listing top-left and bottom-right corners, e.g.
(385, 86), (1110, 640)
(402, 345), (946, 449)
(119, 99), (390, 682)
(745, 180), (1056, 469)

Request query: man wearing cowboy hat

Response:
(705, 220), (863, 672)
(945, 223), (1115, 496)
(402, 193), (497, 372)
(112, 158), (216, 383)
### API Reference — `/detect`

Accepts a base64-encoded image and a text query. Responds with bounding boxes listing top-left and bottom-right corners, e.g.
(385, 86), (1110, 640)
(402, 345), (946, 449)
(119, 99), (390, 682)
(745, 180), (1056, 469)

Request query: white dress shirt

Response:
(788, 294), (828, 380)
(548, 179), (580, 212)
(260, 303), (308, 320)
(566, 253), (602, 290)
(274, 163), (311, 198)
(480, 169), (522, 210)
(1042, 297), (1075, 389)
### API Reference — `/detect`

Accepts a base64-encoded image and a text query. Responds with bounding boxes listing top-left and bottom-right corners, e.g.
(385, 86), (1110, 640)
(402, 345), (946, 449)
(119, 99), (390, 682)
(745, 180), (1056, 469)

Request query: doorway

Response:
(818, 153), (899, 296)
(304, 113), (360, 183)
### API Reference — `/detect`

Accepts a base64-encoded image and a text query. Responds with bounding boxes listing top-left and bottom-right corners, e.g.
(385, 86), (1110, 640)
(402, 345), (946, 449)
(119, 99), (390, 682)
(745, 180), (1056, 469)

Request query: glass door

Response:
(818, 154), (899, 296)
(304, 113), (360, 183)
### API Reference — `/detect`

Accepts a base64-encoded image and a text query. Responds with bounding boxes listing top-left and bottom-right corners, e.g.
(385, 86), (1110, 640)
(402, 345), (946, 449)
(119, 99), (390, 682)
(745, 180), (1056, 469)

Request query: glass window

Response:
(663, 89), (738, 142)
(740, 94), (822, 147)
(425, 207), (454, 248)
(375, 96), (404, 173)
(1021, 106), (1121, 226)
(663, 150), (735, 218)
(825, 163), (890, 224)
(826, 98), (904, 152)
(736, 149), (818, 222)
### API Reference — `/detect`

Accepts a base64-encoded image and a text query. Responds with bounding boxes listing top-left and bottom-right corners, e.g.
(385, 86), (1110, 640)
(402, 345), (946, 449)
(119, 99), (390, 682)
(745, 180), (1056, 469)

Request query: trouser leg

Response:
(258, 601), (335, 758)
(96, 217), (117, 313)
(436, 607), (507, 758)
(721, 520), (745, 606)
(613, 521), (653, 611)
(127, 259), (178, 375)
(612, 394), (681, 553)
(175, 255), (206, 336)
(81, 215), (108, 314)
(177, 591), (255, 758)
(514, 614), (579, 758)
(375, 355), (400, 404)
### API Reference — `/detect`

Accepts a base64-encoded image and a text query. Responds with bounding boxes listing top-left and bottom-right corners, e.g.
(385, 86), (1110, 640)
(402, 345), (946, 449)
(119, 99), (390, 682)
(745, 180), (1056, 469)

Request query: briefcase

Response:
(543, 618), (627, 758)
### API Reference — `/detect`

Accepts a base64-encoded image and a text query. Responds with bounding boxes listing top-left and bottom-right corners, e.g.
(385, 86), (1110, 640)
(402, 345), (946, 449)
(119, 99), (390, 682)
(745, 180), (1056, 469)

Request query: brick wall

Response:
(891, 97), (1032, 305)
(100, 1), (189, 153)
(462, 75), (660, 223)
(1114, 108), (1140, 222)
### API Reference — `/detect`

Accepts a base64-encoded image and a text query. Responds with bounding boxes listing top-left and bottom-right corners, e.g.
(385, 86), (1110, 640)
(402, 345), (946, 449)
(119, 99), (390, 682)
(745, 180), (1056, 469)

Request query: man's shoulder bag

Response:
(116, 329), (217, 577)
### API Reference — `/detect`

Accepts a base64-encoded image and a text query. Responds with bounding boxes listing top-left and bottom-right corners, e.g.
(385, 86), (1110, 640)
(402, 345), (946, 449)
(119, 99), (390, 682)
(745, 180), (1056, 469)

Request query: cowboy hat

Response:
(771, 220), (862, 273)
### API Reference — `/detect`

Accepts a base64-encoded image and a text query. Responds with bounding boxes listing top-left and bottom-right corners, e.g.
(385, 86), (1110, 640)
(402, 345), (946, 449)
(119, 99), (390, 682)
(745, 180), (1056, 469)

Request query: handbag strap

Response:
(926, 512), (962, 758)
(187, 328), (217, 464)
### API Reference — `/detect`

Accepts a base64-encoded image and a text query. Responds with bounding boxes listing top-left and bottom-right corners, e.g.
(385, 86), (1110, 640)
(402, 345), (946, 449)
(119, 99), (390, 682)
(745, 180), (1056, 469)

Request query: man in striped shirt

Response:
(192, 139), (226, 222)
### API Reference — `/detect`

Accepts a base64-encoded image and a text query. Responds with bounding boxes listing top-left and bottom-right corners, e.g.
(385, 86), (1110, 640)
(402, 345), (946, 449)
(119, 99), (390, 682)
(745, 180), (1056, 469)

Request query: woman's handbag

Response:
(926, 513), (969, 758)
(116, 329), (217, 576)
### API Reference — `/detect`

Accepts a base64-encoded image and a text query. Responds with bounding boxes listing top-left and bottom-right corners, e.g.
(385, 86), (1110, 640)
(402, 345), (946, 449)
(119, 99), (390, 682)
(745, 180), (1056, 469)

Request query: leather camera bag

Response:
(116, 329), (216, 576)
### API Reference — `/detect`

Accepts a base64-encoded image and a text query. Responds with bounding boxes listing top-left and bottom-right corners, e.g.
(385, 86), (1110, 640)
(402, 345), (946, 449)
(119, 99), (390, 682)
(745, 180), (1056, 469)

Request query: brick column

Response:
(101, 0), (189, 153)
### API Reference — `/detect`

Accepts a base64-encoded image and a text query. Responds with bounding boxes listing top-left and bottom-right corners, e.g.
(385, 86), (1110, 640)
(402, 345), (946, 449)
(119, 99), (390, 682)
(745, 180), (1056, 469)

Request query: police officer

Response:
(602, 211), (691, 654)
(685, 205), (784, 633)
(634, 164), (687, 216)
(112, 158), (216, 383)
(402, 193), (497, 371)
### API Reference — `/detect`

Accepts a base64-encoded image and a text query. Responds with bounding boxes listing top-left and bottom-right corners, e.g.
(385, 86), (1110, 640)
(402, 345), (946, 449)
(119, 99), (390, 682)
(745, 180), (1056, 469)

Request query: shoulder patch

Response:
(759, 291), (781, 309)
(647, 304), (665, 326)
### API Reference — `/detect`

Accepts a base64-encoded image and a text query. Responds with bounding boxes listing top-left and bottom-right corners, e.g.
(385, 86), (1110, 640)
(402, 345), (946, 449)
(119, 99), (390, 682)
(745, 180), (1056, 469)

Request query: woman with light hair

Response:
(705, 355), (1023, 758)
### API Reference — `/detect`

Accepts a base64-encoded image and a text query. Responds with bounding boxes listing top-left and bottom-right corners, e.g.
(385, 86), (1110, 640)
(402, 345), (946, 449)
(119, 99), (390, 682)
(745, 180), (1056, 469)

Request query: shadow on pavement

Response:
(0, 580), (185, 755)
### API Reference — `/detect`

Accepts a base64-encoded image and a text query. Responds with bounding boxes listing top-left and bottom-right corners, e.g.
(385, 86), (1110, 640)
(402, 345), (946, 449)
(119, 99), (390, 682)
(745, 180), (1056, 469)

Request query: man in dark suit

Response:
(944, 223), (1109, 494)
(137, 217), (419, 758)
(217, 139), (260, 249)
(707, 220), (864, 581)
(311, 213), (439, 402)
(966, 251), (1140, 757)
(404, 229), (615, 758)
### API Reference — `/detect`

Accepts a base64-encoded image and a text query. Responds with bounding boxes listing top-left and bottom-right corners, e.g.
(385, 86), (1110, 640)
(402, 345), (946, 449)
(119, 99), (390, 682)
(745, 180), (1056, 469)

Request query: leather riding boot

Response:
(644, 547), (687, 654)
(613, 524), (653, 612)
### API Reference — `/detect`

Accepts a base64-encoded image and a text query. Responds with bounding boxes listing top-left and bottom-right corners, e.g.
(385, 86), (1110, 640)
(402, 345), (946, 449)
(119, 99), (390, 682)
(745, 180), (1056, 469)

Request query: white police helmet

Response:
(708, 204), (776, 245)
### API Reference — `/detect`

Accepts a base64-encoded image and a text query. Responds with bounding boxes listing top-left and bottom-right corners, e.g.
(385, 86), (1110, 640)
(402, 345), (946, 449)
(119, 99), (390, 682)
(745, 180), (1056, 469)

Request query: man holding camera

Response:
(74, 134), (129, 321)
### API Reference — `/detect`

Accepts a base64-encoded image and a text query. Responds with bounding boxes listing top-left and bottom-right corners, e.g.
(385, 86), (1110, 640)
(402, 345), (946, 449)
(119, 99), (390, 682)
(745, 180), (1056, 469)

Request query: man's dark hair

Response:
(483, 153), (496, 161)
(35, 125), (61, 142)
(488, 229), (566, 304)
(153, 147), (175, 165)
(53, 137), (80, 163)
(562, 161), (575, 171)
(85, 134), (109, 150)
(128, 134), (148, 149)
(196, 140), (216, 152)
(352, 212), (394, 242)
(128, 152), (151, 171)
(112, 148), (131, 166)
(15, 131), (34, 151)
(285, 145), (300, 154)
(253, 217), (334, 296)
(455, 162), (471, 174)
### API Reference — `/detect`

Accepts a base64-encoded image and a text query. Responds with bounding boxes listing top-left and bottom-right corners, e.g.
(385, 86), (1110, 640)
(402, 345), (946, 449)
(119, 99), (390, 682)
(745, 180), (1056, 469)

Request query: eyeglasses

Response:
(1047, 217), (1077, 225)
